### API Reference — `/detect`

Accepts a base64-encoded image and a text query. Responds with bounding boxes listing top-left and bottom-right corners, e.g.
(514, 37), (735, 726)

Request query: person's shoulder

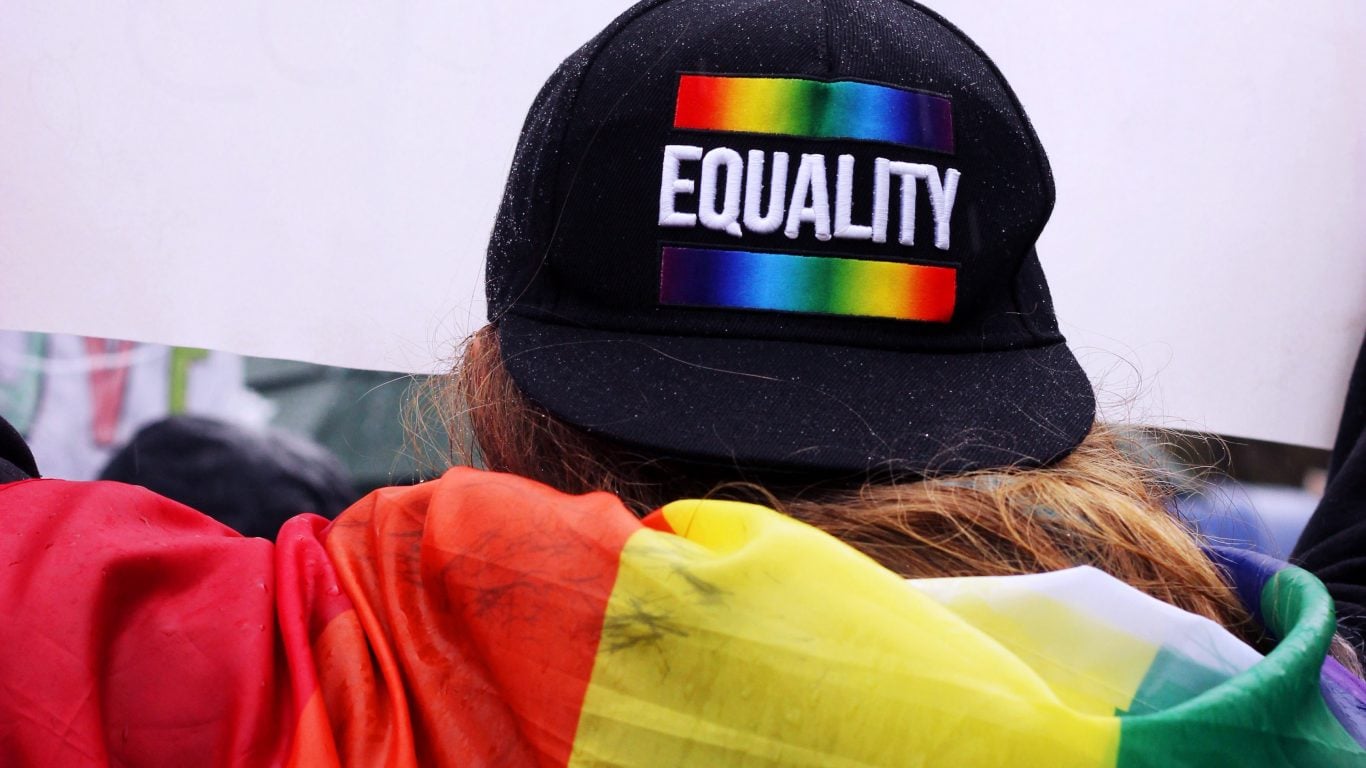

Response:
(1, 475), (256, 543)
(328, 467), (641, 547)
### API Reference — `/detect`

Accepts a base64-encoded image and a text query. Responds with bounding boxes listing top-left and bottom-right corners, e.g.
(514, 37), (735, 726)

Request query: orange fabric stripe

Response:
(284, 692), (340, 768)
(306, 608), (393, 765)
(319, 469), (640, 767)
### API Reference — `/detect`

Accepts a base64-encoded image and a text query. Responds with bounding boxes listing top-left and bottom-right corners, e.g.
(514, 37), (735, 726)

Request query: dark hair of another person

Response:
(100, 415), (357, 540)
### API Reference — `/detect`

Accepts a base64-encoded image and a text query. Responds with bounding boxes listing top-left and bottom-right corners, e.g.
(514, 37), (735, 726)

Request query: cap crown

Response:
(488, 0), (1060, 353)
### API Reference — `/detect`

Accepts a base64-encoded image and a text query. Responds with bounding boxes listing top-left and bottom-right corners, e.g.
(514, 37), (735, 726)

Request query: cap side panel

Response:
(888, 0), (1055, 228)
(486, 0), (678, 317)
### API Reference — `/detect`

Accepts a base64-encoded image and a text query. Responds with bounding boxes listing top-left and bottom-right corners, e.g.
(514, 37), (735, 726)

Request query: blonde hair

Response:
(428, 324), (1358, 667)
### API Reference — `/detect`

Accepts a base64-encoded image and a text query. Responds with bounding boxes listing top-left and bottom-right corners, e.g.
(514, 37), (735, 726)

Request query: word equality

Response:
(658, 145), (962, 249)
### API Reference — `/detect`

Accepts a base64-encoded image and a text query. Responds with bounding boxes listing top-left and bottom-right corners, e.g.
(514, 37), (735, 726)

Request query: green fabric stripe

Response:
(1116, 565), (1365, 766)
(1122, 647), (1233, 716)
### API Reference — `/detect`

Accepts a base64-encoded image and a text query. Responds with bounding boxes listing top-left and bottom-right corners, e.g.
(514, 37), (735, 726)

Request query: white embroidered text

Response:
(658, 144), (960, 250)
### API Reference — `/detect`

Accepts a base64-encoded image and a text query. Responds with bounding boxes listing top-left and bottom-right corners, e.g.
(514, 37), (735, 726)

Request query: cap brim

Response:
(498, 314), (1096, 475)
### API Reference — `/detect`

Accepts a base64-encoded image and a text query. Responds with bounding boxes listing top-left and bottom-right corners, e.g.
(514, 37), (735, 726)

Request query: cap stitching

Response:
(820, 0), (836, 74)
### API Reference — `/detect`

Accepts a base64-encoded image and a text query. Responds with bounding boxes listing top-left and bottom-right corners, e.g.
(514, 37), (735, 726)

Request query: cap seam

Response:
(545, 0), (805, 262)
(546, 0), (680, 227)
(892, 0), (1055, 219)
(820, 0), (836, 74)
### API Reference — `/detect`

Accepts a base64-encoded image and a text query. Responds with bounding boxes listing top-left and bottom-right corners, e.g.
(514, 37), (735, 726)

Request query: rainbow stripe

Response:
(11, 471), (1366, 765)
(316, 476), (1366, 766)
(659, 246), (957, 322)
(674, 74), (955, 152)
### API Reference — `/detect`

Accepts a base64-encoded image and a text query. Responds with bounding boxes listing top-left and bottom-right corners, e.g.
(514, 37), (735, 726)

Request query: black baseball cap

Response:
(486, 0), (1095, 475)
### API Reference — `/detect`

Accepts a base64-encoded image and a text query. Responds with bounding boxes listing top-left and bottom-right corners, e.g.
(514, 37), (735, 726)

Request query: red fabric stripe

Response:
(319, 468), (640, 767)
(0, 479), (295, 766)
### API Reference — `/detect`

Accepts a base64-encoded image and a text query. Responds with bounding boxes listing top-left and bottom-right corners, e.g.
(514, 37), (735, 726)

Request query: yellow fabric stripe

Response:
(566, 499), (1120, 767)
(915, 585), (1161, 714)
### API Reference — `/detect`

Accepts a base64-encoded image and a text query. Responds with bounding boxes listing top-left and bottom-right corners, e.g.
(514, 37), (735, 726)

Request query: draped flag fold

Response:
(3, 469), (1365, 766)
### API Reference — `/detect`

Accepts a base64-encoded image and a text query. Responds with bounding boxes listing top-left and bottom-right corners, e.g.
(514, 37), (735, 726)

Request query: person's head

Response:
(483, 0), (1092, 481)
(434, 0), (1350, 664)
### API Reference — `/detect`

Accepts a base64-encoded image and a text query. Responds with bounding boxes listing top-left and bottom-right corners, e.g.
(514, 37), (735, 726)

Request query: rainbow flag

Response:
(3, 470), (1365, 765)
(304, 471), (1366, 765)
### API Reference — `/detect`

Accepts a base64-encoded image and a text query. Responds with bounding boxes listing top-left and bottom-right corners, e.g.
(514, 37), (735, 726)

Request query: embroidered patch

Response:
(658, 145), (960, 249)
(659, 246), (956, 322)
(658, 74), (961, 323)
(674, 75), (955, 153)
